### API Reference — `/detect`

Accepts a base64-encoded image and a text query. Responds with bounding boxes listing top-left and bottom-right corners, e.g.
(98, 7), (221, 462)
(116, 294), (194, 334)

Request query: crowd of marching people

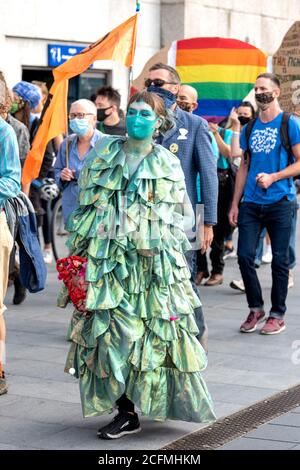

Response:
(1, 63), (300, 439)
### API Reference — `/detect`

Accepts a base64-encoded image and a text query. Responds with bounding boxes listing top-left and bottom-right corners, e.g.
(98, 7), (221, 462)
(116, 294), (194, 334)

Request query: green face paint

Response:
(9, 102), (20, 114)
(126, 101), (159, 140)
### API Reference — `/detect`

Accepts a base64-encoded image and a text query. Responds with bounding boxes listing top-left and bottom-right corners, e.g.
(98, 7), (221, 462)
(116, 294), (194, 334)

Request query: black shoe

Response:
(13, 276), (27, 305)
(97, 411), (141, 440)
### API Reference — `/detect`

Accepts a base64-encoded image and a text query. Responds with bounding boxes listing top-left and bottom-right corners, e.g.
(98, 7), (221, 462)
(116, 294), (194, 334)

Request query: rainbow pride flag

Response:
(132, 37), (267, 121)
(170, 37), (267, 121)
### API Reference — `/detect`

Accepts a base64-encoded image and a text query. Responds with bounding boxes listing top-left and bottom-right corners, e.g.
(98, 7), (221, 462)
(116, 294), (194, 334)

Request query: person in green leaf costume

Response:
(61, 90), (215, 439)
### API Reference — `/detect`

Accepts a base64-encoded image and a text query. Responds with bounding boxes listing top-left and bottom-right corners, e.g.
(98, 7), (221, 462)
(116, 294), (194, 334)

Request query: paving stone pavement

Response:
(220, 407), (300, 450)
(1, 223), (300, 450)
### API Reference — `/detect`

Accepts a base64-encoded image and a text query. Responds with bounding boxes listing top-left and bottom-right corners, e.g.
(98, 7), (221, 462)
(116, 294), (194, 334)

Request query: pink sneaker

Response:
(260, 317), (286, 335)
(240, 310), (265, 333)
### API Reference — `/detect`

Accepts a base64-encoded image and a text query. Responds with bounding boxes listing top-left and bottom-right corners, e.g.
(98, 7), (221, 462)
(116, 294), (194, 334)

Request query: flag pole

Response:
(65, 133), (69, 169)
(128, 65), (133, 100)
(65, 80), (70, 169)
(127, 1), (140, 99)
(65, 117), (69, 169)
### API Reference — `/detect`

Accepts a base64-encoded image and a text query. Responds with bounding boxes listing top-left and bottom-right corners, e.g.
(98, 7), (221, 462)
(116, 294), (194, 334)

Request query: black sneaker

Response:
(13, 276), (27, 305)
(97, 411), (141, 440)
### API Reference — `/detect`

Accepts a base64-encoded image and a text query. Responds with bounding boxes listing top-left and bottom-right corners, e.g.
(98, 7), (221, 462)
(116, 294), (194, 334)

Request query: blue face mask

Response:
(69, 118), (91, 136)
(147, 85), (177, 109)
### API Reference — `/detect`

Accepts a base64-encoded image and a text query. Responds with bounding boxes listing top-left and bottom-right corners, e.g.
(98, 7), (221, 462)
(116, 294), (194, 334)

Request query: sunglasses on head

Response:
(144, 78), (178, 88)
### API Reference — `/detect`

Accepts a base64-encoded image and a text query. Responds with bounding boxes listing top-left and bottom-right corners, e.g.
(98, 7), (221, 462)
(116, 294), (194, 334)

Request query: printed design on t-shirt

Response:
(251, 127), (278, 154)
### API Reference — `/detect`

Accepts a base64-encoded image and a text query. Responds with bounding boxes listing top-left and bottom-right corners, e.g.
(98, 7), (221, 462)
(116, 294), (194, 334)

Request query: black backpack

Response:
(244, 112), (294, 171)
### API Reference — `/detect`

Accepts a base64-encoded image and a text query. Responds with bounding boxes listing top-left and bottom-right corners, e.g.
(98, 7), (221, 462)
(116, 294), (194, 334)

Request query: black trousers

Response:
(41, 199), (52, 245)
(198, 172), (233, 275)
(116, 394), (135, 413)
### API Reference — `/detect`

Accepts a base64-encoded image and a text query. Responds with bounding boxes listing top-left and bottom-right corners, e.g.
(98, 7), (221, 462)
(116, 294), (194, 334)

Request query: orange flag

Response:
(22, 14), (138, 185)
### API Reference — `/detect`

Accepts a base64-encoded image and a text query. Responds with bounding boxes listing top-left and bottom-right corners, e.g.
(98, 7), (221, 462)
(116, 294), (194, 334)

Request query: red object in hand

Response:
(56, 256), (88, 313)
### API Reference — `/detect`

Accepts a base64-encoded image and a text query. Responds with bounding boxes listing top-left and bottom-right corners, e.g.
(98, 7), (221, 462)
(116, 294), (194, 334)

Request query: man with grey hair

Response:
(54, 99), (103, 223)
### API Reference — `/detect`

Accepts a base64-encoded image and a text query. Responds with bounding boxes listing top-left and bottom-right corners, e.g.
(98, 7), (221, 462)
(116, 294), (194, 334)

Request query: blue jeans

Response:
(255, 197), (298, 268)
(255, 227), (266, 266)
(288, 197), (298, 269)
(237, 198), (294, 318)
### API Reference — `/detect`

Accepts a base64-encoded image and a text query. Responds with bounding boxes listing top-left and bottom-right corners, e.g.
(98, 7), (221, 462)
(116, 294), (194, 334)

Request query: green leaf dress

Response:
(62, 135), (216, 423)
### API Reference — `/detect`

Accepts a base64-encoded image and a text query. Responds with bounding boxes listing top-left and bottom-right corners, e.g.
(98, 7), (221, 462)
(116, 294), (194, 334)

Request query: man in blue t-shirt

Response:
(229, 73), (300, 335)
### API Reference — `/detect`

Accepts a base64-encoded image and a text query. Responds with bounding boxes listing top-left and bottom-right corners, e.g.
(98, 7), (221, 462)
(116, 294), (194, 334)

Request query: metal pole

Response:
(128, 65), (133, 101)
(65, 80), (69, 169)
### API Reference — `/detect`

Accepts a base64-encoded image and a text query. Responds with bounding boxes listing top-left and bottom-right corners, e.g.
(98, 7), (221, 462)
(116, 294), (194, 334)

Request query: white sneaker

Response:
(229, 279), (245, 292)
(262, 251), (272, 263)
(43, 250), (53, 264)
(223, 247), (237, 260)
(288, 270), (294, 289)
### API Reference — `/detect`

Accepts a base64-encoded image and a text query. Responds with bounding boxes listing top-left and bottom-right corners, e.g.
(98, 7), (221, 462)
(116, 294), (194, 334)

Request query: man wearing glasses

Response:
(145, 63), (218, 353)
(54, 99), (103, 224)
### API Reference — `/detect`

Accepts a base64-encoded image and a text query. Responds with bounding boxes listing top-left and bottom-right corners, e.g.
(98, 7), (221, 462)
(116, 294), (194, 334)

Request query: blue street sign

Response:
(48, 44), (87, 67)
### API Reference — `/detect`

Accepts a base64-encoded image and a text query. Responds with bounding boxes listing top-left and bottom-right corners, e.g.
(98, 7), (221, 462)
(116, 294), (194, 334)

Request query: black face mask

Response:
(177, 101), (193, 113)
(238, 116), (251, 126)
(255, 92), (275, 107)
(97, 106), (112, 122)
